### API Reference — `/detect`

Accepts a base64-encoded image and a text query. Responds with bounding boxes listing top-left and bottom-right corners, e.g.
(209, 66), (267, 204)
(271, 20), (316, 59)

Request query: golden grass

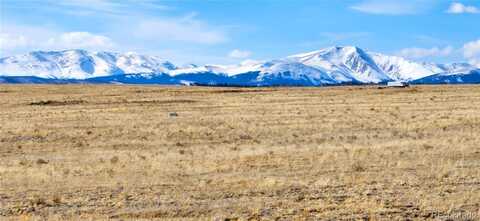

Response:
(0, 85), (479, 220)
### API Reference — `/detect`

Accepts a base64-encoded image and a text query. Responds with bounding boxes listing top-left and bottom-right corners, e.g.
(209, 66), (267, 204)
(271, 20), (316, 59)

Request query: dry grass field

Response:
(0, 85), (479, 220)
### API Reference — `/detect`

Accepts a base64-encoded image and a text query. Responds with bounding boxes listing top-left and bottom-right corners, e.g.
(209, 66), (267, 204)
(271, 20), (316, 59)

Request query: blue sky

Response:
(1, 0), (480, 66)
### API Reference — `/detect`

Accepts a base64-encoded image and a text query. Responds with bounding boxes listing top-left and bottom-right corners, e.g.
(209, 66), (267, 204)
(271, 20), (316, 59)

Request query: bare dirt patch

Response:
(29, 100), (86, 106)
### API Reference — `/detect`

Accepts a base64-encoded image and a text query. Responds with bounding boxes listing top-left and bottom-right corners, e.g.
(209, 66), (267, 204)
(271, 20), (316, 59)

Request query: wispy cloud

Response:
(228, 49), (252, 59)
(351, 0), (432, 15)
(48, 0), (226, 45)
(446, 2), (480, 14)
(320, 32), (371, 41)
(133, 13), (228, 45)
(47, 32), (115, 50)
(52, 0), (170, 15)
(397, 46), (454, 59)
(2, 0), (170, 16)
(298, 32), (371, 48)
(413, 35), (450, 45)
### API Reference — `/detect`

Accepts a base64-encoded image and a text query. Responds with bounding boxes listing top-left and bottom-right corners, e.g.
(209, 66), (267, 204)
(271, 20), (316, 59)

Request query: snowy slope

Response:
(256, 60), (337, 85)
(0, 50), (176, 79)
(171, 59), (337, 85)
(370, 53), (442, 81)
(169, 60), (263, 76)
(412, 69), (480, 84)
(430, 63), (477, 74)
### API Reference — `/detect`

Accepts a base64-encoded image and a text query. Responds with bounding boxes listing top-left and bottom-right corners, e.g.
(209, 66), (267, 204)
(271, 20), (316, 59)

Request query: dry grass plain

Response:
(0, 85), (479, 220)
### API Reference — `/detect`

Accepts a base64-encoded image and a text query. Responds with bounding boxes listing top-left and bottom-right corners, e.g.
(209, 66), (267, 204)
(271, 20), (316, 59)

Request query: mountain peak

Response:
(329, 45), (362, 52)
(323, 45), (368, 57)
(289, 46), (365, 60)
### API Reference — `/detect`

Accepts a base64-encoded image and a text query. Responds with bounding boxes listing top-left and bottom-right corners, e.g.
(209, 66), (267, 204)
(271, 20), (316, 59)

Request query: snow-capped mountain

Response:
(0, 49), (176, 79)
(168, 46), (478, 85)
(0, 46), (478, 85)
(288, 46), (389, 83)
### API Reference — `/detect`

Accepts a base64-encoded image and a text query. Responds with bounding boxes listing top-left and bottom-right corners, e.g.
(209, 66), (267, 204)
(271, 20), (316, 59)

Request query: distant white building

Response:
(387, 81), (409, 88)
(179, 80), (196, 86)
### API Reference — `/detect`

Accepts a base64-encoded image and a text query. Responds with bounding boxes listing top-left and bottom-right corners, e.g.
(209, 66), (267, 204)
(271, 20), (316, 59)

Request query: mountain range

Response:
(1, 46), (479, 86)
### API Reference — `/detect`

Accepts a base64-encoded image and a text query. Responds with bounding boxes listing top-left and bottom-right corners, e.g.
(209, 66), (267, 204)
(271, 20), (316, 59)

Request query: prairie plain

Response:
(0, 85), (479, 220)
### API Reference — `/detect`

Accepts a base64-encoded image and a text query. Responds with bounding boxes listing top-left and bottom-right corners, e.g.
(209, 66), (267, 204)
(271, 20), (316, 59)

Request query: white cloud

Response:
(0, 23), (116, 56)
(396, 39), (480, 67)
(397, 46), (454, 59)
(0, 24), (56, 55)
(413, 35), (450, 45)
(228, 49), (252, 59)
(447, 2), (479, 14)
(134, 14), (228, 45)
(463, 39), (480, 66)
(350, 0), (427, 15)
(0, 34), (31, 50)
(47, 32), (115, 50)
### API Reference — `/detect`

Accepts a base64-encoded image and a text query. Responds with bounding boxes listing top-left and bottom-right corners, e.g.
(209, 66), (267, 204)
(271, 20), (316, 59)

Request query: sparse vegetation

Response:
(0, 84), (479, 220)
